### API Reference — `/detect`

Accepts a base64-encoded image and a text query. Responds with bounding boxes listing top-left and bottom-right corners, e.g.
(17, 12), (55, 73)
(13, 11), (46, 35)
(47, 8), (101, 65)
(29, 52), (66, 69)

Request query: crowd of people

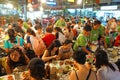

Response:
(0, 15), (120, 80)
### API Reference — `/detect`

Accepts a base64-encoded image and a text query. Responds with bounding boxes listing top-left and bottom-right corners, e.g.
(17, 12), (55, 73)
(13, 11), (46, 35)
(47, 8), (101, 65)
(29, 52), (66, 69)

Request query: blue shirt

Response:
(4, 36), (24, 49)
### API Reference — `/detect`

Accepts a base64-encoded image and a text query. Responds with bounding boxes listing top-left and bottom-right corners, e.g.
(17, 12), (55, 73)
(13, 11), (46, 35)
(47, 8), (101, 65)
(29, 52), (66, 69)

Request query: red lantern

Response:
(96, 0), (100, 4)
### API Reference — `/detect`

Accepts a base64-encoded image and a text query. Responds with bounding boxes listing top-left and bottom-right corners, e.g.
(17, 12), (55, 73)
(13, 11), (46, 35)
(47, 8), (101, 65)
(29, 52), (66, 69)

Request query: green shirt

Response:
(99, 25), (105, 36)
(73, 33), (88, 50)
(90, 29), (100, 42)
(23, 22), (29, 30)
(117, 25), (120, 32)
(4, 36), (24, 49)
(55, 19), (66, 28)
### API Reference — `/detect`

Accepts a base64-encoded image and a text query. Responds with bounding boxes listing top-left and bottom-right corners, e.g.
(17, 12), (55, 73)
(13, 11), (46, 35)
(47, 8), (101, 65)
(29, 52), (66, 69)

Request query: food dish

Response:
(0, 75), (15, 80)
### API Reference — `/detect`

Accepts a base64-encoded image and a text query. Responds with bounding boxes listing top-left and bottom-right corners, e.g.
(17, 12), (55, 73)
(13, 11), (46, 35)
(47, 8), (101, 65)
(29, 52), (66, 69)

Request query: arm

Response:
(82, 46), (92, 54)
(26, 36), (32, 49)
(68, 71), (77, 80)
(57, 47), (63, 59)
(42, 50), (57, 62)
(5, 49), (9, 53)
(5, 58), (12, 74)
(24, 54), (30, 64)
(101, 36), (107, 49)
(4, 40), (10, 53)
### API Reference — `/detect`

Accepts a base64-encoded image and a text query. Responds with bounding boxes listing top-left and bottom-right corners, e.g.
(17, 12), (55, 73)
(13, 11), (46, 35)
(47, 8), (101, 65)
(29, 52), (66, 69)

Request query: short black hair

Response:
(27, 28), (36, 36)
(47, 39), (61, 51)
(28, 58), (45, 79)
(64, 39), (73, 45)
(94, 20), (101, 25)
(54, 27), (63, 33)
(17, 18), (23, 24)
(73, 50), (87, 64)
(83, 25), (91, 32)
(35, 24), (42, 30)
(8, 47), (27, 69)
(45, 27), (53, 33)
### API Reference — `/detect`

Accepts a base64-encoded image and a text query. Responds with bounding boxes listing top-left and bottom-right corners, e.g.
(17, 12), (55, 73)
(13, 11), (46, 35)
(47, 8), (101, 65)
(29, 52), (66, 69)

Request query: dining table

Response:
(47, 59), (74, 80)
(0, 65), (28, 80)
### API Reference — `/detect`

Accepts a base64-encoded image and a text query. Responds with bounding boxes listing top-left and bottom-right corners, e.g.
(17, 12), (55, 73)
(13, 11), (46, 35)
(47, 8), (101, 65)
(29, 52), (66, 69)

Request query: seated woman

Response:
(0, 47), (29, 74)
(95, 50), (120, 80)
(42, 39), (61, 62)
(4, 29), (24, 53)
(58, 39), (73, 60)
(23, 58), (46, 80)
(69, 50), (97, 80)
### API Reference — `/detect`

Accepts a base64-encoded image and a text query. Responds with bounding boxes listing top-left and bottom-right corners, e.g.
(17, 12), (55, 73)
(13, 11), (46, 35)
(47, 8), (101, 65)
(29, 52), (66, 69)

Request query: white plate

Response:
(107, 48), (113, 51)
(0, 74), (15, 80)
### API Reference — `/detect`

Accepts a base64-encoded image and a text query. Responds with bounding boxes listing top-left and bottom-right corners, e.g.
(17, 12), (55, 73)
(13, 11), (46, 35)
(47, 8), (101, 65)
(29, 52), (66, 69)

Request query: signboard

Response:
(101, 5), (118, 10)
(68, 0), (74, 2)
(46, 1), (57, 6)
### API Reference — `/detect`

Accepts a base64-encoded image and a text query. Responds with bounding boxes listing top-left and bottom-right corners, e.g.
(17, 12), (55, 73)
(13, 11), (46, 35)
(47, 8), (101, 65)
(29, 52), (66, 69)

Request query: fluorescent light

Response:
(50, 0), (54, 1)
(68, 0), (74, 2)
(41, 0), (46, 3)
(86, 8), (93, 11)
(77, 0), (82, 5)
(101, 5), (117, 10)
(6, 3), (13, 9)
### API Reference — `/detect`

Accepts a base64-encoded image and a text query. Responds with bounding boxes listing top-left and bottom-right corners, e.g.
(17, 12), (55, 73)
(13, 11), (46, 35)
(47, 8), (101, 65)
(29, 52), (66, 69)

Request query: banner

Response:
(68, 0), (74, 2)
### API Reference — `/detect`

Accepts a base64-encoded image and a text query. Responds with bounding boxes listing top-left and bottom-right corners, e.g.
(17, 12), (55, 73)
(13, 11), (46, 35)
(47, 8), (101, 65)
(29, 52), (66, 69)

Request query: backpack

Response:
(32, 37), (46, 57)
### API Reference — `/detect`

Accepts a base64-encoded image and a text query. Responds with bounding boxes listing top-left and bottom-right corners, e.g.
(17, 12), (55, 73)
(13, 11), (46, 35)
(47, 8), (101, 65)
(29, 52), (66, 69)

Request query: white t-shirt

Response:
(97, 63), (120, 80)
(58, 32), (66, 44)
